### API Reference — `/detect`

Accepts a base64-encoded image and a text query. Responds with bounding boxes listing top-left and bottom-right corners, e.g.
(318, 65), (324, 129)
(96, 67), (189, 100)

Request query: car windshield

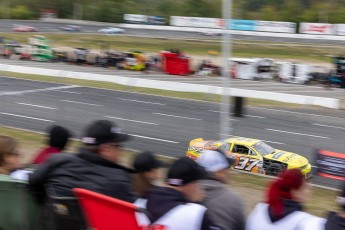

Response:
(251, 141), (275, 156)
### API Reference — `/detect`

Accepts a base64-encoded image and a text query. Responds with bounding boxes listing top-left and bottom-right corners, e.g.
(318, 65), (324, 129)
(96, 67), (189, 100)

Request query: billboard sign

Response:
(314, 149), (345, 181)
(124, 14), (148, 24)
(256, 21), (296, 33)
(148, 16), (165, 25)
(335, 24), (345, 36)
(299, 23), (333, 35)
(41, 9), (57, 19)
(170, 16), (224, 29)
(228, 19), (256, 31)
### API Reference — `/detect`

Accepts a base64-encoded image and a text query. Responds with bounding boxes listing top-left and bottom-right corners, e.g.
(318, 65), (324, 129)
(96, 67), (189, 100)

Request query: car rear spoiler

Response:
(189, 138), (204, 146)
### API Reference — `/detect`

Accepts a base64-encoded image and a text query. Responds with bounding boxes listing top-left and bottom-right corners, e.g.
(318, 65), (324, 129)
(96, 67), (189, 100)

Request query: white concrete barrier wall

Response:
(0, 64), (340, 109)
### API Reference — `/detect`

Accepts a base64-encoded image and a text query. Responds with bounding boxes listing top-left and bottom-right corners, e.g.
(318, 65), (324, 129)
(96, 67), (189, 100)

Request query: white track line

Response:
(117, 98), (165, 105)
(153, 112), (202, 121)
(261, 140), (285, 145)
(16, 102), (57, 110)
(244, 114), (266, 119)
(266, 128), (330, 139)
(0, 85), (80, 96)
(105, 116), (159, 125)
(0, 112), (54, 122)
(250, 106), (345, 121)
(312, 123), (345, 130)
(54, 90), (82, 94)
(208, 110), (265, 119)
(61, 100), (103, 107)
(129, 134), (179, 144)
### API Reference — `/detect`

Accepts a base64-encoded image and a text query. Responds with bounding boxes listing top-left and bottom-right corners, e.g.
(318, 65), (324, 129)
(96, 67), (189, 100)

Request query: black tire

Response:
(266, 163), (284, 176)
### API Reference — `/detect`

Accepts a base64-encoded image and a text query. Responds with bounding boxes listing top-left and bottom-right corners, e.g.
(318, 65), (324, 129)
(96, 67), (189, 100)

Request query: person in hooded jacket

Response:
(246, 169), (317, 230)
(32, 125), (72, 164)
(145, 156), (222, 230)
(196, 150), (245, 230)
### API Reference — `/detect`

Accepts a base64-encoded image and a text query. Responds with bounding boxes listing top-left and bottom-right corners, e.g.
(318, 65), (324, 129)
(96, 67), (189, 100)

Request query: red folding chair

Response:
(73, 188), (147, 230)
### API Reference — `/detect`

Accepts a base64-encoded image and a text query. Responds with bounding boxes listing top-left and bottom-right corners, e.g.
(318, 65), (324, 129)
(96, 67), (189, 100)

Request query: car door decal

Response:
(235, 157), (260, 171)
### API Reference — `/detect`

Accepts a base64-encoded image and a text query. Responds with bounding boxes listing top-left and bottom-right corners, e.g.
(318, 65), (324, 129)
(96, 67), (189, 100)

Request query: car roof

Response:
(222, 136), (261, 146)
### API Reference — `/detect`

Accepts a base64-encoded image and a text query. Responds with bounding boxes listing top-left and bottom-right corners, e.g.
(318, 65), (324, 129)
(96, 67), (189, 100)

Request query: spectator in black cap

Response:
(132, 151), (164, 198)
(144, 156), (222, 230)
(29, 119), (136, 203)
(32, 125), (72, 165)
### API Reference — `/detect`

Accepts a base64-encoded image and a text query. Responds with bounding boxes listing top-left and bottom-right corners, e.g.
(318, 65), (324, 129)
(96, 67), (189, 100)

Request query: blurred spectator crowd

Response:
(0, 120), (344, 230)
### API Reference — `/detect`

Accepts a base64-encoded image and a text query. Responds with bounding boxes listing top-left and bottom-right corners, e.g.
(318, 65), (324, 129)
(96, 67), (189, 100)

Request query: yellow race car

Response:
(186, 136), (312, 178)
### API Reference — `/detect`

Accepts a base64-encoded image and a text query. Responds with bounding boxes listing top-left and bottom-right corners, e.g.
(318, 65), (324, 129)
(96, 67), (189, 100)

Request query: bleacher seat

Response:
(43, 186), (87, 230)
(73, 188), (149, 230)
(0, 175), (42, 230)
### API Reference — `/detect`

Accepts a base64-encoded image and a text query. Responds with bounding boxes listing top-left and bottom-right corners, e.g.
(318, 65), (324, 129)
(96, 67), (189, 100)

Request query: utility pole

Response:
(219, 0), (232, 139)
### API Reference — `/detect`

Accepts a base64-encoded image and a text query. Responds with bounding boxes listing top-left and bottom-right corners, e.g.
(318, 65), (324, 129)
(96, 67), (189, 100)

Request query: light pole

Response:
(219, 0), (232, 139)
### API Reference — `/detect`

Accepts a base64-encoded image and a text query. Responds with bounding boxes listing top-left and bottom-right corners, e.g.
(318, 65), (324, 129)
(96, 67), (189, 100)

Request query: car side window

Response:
(233, 145), (249, 154)
(248, 149), (257, 156)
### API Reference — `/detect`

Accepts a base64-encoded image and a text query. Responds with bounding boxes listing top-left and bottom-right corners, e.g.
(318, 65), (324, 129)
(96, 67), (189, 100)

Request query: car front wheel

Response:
(266, 163), (284, 176)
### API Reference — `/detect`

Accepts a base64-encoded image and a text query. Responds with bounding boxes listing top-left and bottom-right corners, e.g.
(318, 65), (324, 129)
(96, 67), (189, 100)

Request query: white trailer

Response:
(229, 58), (275, 80)
(276, 62), (312, 84)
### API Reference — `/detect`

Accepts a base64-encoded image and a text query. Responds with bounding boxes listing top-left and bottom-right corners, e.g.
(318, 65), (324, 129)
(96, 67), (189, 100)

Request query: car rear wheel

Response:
(266, 163), (284, 176)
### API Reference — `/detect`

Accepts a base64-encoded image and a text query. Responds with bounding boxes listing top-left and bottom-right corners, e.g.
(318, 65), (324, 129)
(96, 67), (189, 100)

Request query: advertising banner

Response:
(124, 14), (148, 24)
(313, 149), (345, 181)
(170, 16), (190, 27)
(335, 24), (345, 36)
(148, 16), (165, 25)
(228, 20), (256, 31)
(170, 16), (224, 29)
(255, 21), (296, 33)
(299, 23), (333, 35)
(40, 9), (57, 19)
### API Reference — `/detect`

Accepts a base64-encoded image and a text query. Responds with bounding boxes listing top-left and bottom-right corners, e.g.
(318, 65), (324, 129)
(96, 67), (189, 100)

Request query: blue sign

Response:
(228, 19), (256, 31)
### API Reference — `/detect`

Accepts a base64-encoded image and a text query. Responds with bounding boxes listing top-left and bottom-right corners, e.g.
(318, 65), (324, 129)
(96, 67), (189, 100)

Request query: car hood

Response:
(265, 150), (308, 167)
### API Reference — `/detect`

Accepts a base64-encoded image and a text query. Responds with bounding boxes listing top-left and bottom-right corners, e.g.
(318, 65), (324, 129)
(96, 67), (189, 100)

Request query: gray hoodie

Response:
(200, 179), (245, 230)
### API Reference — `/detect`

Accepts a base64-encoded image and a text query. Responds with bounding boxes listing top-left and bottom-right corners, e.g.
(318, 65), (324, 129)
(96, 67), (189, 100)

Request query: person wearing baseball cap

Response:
(196, 150), (245, 230)
(29, 120), (136, 228)
(144, 157), (222, 230)
(132, 151), (165, 198)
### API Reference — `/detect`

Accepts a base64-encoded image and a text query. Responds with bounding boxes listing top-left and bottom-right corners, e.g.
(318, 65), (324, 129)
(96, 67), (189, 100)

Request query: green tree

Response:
(11, 5), (35, 19)
(259, 5), (280, 21)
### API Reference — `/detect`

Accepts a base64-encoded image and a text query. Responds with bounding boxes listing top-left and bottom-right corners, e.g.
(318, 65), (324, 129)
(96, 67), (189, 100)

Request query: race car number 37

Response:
(234, 157), (260, 171)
